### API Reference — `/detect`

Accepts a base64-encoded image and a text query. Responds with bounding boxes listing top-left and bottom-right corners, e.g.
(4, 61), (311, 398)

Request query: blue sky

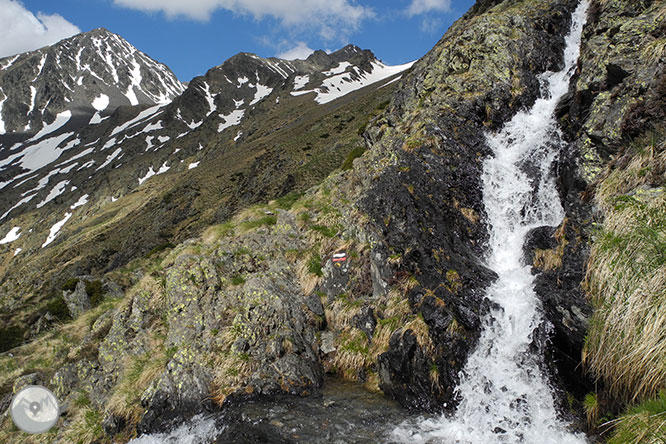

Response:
(2, 0), (476, 82)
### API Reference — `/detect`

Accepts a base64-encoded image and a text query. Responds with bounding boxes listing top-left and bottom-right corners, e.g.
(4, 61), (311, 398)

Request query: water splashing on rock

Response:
(392, 2), (590, 443)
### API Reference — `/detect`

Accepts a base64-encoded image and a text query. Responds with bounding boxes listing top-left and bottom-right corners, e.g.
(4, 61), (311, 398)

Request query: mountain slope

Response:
(0, 36), (412, 357)
(7, 0), (662, 442)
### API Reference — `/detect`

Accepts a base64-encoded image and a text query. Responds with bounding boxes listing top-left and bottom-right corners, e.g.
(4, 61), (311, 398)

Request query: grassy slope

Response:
(0, 77), (398, 350)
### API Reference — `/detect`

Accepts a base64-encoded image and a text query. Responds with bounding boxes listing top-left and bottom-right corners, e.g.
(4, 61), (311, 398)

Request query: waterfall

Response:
(392, 2), (590, 443)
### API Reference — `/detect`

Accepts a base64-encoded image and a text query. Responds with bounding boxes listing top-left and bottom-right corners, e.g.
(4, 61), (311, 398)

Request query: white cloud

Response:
(407, 0), (451, 16)
(113, 0), (373, 39)
(420, 17), (443, 33)
(0, 0), (80, 58)
(277, 42), (314, 60)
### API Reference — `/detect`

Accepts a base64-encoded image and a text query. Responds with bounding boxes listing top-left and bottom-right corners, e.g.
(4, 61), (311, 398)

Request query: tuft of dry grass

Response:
(583, 138), (666, 403)
(332, 328), (372, 379)
(59, 407), (105, 444)
(107, 333), (170, 424)
(210, 328), (254, 405)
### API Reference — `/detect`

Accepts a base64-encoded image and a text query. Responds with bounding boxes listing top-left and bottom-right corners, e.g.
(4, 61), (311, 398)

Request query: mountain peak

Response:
(0, 28), (184, 136)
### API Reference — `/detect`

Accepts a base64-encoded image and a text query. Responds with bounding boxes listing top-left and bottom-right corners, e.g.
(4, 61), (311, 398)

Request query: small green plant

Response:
(275, 191), (302, 210)
(62, 277), (79, 292)
(240, 215), (277, 231)
(231, 275), (246, 286)
(85, 280), (105, 307)
(74, 392), (92, 408)
(45, 295), (72, 322)
(145, 242), (175, 258)
(84, 408), (104, 437)
(234, 247), (251, 256)
(584, 392), (600, 427)
(310, 224), (340, 238)
(299, 212), (312, 224)
(307, 253), (323, 277)
(341, 146), (366, 170)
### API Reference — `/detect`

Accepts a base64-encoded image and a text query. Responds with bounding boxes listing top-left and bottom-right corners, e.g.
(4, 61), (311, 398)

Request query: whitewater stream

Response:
(392, 1), (590, 443)
(128, 2), (590, 443)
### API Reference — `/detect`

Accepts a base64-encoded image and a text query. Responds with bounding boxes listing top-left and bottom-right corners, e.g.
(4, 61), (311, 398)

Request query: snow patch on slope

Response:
(292, 61), (414, 105)
(218, 110), (244, 132)
(42, 213), (72, 248)
(293, 75), (309, 90)
(36, 180), (70, 208)
(250, 84), (273, 106)
(0, 227), (21, 245)
(32, 111), (72, 140)
(92, 94), (110, 111)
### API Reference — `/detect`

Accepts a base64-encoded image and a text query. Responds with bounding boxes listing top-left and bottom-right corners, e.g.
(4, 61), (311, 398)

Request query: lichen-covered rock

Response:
(565, 0), (665, 183)
(63, 279), (91, 318)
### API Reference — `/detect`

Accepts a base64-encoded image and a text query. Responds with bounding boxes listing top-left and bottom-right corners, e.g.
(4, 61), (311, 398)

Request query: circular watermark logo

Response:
(10, 385), (60, 434)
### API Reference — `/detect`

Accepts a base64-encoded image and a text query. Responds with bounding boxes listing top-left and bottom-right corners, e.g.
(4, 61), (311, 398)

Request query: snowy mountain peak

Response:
(0, 28), (184, 137)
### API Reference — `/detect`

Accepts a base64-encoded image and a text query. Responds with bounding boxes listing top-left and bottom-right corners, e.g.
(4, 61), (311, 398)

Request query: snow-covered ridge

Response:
(292, 60), (414, 105)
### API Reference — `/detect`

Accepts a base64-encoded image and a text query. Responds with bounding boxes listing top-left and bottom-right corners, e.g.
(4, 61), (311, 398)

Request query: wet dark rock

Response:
(215, 419), (295, 444)
(305, 293), (325, 319)
(378, 330), (437, 411)
(102, 414), (126, 436)
(320, 256), (351, 302)
(523, 226), (558, 266)
(139, 362), (215, 434)
(352, 306), (377, 340)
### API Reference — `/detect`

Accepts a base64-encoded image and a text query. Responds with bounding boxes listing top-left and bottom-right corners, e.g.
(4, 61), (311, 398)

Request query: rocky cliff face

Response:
(352, 0), (580, 410)
(550, 0), (665, 429)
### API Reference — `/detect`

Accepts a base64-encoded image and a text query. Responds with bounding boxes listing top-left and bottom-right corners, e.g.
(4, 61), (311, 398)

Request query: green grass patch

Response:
(310, 224), (340, 238)
(0, 326), (24, 352)
(307, 253), (323, 277)
(62, 277), (79, 292)
(607, 390), (666, 444)
(231, 275), (246, 286)
(45, 294), (73, 322)
(274, 191), (302, 210)
(341, 146), (366, 170)
(85, 280), (105, 307)
(145, 242), (176, 258)
(239, 215), (277, 231)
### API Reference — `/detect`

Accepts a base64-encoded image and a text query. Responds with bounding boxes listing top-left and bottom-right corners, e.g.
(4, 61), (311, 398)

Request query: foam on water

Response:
(128, 415), (218, 444)
(392, 2), (590, 443)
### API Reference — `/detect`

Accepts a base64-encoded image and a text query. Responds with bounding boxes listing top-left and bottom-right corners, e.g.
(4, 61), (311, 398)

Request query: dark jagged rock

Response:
(138, 362), (215, 434)
(378, 329), (437, 410)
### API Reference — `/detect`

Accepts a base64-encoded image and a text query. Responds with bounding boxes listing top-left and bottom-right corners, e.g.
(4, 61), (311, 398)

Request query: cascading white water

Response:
(392, 2), (590, 443)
